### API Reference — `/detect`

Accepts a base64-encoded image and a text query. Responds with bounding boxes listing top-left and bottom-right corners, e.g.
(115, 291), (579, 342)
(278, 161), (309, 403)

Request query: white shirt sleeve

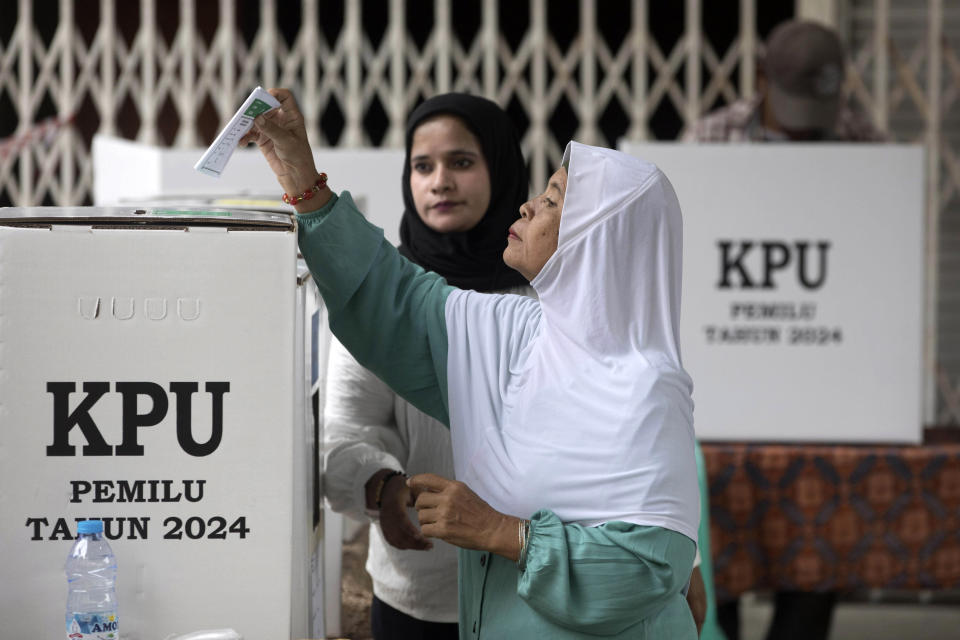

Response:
(323, 337), (407, 521)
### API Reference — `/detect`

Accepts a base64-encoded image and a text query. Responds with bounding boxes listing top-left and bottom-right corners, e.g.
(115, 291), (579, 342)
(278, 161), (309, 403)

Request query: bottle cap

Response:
(77, 520), (104, 535)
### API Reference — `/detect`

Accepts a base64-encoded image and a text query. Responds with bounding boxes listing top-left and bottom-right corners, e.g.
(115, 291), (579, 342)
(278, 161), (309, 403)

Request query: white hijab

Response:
(444, 141), (698, 541)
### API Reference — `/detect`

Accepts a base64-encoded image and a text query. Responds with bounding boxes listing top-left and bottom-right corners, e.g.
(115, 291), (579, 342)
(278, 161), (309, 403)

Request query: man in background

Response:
(684, 18), (885, 640)
(685, 19), (884, 143)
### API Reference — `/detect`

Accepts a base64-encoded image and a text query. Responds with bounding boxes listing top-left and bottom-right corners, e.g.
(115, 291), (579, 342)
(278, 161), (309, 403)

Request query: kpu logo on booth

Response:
(717, 240), (831, 290)
(46, 382), (229, 457)
(77, 296), (202, 321)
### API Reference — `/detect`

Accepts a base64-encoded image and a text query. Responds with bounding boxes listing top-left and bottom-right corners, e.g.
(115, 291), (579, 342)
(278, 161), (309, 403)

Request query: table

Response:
(702, 442), (960, 601)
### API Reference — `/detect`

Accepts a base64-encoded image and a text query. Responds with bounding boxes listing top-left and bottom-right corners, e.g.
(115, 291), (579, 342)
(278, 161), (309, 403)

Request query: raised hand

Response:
(239, 88), (324, 206)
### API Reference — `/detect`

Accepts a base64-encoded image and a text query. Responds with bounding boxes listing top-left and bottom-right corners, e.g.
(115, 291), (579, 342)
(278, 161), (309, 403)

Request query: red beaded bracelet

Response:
(282, 173), (328, 205)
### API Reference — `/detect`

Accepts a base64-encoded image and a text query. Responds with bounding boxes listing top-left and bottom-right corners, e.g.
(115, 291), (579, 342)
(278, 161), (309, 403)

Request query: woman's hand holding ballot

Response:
(408, 473), (523, 562)
(239, 88), (330, 213)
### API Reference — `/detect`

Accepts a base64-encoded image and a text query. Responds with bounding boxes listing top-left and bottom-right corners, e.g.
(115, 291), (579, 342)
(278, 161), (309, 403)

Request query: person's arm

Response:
(517, 511), (695, 635)
(239, 88), (333, 215)
(323, 339), (432, 550)
(243, 88), (453, 422)
(323, 338), (407, 519)
(409, 474), (695, 635)
(297, 193), (453, 424)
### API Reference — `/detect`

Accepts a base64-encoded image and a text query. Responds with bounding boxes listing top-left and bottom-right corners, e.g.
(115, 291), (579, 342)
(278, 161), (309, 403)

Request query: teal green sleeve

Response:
(295, 191), (455, 425)
(518, 510), (696, 635)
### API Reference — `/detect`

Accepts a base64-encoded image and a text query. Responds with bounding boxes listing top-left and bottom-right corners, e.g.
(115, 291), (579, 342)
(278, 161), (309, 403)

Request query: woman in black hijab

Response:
(399, 94), (528, 291)
(323, 94), (530, 639)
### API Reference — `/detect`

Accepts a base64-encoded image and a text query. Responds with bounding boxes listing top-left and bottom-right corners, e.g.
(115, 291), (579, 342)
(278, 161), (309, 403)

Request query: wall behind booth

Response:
(619, 142), (925, 443)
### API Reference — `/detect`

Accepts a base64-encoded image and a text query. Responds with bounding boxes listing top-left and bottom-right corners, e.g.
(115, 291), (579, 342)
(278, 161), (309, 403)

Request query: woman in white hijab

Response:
(244, 89), (700, 638)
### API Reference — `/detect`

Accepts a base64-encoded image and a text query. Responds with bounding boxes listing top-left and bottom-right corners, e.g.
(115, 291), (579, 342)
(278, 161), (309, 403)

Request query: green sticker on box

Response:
(244, 99), (275, 118)
(153, 210), (232, 217)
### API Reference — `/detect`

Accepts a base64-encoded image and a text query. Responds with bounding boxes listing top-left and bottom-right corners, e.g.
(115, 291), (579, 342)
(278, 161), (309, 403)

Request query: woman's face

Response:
(503, 166), (566, 281)
(409, 115), (491, 233)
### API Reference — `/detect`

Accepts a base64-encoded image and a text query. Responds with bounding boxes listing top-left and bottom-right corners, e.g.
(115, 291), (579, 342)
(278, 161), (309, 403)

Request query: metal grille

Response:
(0, 0), (787, 200)
(1, 0), (959, 423)
(842, 0), (960, 425)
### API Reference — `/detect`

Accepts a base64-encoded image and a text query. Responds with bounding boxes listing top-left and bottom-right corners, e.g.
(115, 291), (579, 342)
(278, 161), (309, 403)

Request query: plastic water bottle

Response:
(65, 519), (119, 639)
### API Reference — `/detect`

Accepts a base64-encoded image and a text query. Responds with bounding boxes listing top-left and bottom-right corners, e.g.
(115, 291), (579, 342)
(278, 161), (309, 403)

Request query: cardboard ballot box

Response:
(0, 207), (323, 639)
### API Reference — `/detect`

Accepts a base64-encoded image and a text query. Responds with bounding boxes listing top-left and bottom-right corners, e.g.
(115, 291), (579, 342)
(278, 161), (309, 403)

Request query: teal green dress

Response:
(298, 192), (697, 638)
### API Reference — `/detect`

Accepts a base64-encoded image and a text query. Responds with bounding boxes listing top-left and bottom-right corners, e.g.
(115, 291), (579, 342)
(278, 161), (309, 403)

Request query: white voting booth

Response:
(90, 136), (406, 637)
(93, 134), (407, 245)
(0, 207), (328, 639)
(619, 142), (925, 443)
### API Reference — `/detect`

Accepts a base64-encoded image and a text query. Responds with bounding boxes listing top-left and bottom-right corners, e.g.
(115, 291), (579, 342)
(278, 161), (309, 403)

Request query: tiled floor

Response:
(740, 593), (960, 640)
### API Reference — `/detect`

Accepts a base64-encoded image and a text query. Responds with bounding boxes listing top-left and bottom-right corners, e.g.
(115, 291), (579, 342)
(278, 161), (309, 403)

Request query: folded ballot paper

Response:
(194, 86), (280, 177)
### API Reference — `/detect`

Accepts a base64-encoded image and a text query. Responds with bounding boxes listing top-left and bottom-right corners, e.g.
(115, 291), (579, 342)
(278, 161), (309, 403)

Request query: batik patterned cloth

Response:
(703, 442), (960, 600)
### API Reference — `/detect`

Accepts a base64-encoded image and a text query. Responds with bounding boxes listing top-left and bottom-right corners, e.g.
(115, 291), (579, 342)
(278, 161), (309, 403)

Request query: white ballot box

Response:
(93, 134), (406, 244)
(619, 142), (925, 443)
(0, 207), (322, 639)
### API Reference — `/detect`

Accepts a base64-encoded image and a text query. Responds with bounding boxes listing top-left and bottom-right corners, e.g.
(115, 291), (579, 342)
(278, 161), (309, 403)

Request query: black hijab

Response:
(398, 93), (529, 292)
